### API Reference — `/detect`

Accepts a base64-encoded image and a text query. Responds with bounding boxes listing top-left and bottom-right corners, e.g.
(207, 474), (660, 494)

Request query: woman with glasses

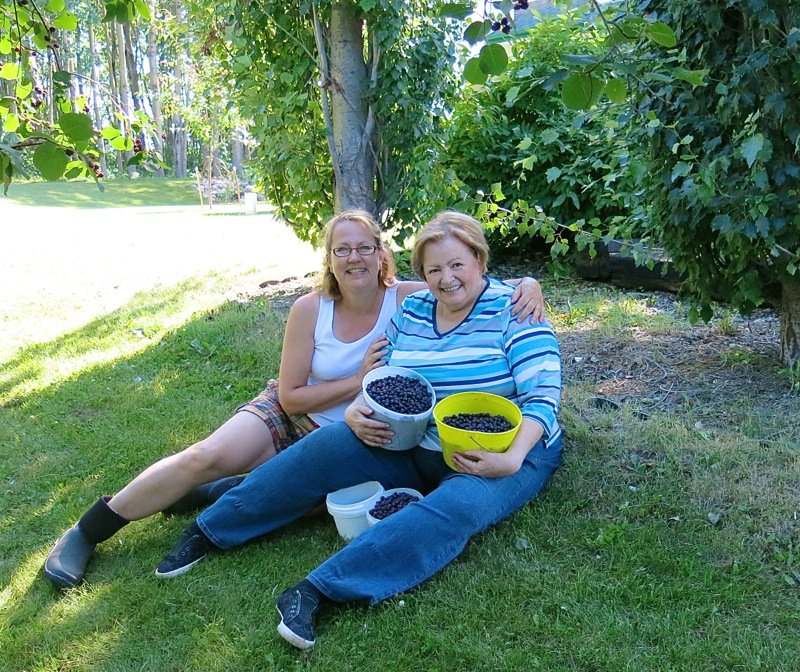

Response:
(156, 211), (561, 650)
(44, 210), (545, 590)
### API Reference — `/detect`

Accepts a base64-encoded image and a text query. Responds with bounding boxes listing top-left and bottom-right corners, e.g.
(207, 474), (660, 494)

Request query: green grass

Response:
(2, 178), (200, 208)
(1, 273), (798, 671)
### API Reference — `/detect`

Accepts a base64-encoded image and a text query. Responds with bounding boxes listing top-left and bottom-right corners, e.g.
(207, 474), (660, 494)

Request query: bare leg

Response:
(108, 411), (276, 521)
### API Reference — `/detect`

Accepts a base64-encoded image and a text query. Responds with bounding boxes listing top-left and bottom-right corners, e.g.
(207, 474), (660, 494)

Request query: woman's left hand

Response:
(510, 277), (545, 324)
(450, 449), (523, 478)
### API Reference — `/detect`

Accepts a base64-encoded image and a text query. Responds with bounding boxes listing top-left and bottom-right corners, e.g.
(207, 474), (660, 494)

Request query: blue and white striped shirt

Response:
(386, 277), (562, 452)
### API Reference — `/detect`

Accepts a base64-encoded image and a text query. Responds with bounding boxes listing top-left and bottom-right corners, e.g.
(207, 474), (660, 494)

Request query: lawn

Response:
(0, 194), (798, 671)
(3, 178), (200, 208)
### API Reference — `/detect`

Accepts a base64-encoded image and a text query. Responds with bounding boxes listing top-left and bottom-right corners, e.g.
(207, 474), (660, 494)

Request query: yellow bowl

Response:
(433, 392), (522, 470)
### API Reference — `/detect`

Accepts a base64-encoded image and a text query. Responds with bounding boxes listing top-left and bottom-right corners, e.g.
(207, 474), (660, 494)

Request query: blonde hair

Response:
(411, 211), (489, 279)
(318, 210), (397, 299)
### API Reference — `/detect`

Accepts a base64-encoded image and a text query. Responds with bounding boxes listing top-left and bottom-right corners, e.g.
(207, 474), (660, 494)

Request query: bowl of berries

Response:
(366, 487), (423, 527)
(362, 366), (436, 451)
(433, 392), (522, 470)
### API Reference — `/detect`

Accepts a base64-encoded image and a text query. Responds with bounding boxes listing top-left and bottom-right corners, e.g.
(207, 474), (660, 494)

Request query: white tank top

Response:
(307, 284), (399, 426)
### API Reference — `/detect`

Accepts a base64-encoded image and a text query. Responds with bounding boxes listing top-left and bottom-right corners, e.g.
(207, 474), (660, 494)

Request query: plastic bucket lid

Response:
(326, 481), (384, 541)
(362, 366), (435, 451)
(433, 392), (522, 470)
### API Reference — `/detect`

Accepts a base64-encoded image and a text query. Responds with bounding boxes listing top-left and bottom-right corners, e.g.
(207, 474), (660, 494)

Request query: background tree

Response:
(216, 0), (462, 243)
(629, 0), (800, 367)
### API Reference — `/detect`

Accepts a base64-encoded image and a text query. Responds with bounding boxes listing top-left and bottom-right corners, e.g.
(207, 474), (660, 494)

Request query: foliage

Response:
(446, 16), (644, 261)
(629, 0), (800, 324)
(209, 0), (462, 245)
(0, 0), (162, 189)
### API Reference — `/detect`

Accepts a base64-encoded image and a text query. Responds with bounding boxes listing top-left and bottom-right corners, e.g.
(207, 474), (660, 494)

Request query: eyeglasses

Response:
(331, 245), (379, 258)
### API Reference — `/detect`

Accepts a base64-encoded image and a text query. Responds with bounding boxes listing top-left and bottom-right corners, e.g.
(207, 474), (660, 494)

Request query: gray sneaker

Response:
(155, 522), (213, 578)
(44, 525), (96, 590)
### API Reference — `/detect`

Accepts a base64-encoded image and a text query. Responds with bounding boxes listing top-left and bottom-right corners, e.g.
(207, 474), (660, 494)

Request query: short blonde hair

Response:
(319, 210), (397, 299)
(411, 211), (489, 279)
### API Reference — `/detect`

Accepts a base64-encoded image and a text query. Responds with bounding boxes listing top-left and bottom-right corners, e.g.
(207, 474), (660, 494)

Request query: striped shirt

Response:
(386, 277), (562, 452)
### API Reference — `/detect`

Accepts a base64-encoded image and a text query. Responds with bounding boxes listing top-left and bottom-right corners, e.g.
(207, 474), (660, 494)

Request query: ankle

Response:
(77, 496), (130, 544)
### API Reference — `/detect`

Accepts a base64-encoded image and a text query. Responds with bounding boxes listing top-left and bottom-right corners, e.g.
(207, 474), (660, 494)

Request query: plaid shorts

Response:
(235, 379), (319, 453)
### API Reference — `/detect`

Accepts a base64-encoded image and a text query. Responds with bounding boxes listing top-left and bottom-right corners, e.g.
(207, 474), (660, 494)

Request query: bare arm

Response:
(396, 277), (545, 323)
(277, 293), (387, 416)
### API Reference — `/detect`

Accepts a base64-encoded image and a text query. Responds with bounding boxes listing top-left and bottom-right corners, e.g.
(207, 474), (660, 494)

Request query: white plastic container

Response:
(366, 487), (423, 527)
(243, 191), (258, 215)
(362, 366), (435, 451)
(325, 481), (384, 541)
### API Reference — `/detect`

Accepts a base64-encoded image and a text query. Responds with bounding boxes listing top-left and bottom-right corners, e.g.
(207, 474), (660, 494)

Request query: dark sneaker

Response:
(43, 525), (96, 590)
(162, 475), (245, 516)
(276, 581), (322, 650)
(154, 522), (213, 578)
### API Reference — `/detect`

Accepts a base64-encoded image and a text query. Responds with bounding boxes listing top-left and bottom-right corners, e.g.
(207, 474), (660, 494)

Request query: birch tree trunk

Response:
(328, 0), (374, 213)
(87, 23), (107, 174)
(780, 276), (800, 369)
(145, 4), (165, 175)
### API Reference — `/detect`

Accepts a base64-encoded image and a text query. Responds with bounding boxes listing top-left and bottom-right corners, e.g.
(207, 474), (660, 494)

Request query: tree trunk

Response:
(114, 23), (135, 176)
(87, 23), (108, 175)
(780, 275), (800, 368)
(171, 1), (188, 178)
(329, 0), (374, 213)
(145, 6), (165, 176)
(232, 130), (244, 179)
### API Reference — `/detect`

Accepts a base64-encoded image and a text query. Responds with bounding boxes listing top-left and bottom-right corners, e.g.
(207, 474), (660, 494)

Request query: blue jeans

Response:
(197, 422), (562, 604)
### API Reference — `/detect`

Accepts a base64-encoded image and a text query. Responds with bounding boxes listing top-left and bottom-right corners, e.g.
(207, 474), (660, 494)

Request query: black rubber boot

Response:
(43, 496), (129, 590)
(161, 475), (246, 516)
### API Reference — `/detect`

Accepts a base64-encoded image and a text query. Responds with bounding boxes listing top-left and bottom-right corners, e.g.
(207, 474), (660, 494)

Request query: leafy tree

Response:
(211, 0), (463, 244)
(630, 0), (800, 367)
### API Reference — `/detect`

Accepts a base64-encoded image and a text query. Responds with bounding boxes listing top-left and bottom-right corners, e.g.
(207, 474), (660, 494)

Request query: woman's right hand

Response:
(344, 396), (393, 447)
(356, 337), (389, 384)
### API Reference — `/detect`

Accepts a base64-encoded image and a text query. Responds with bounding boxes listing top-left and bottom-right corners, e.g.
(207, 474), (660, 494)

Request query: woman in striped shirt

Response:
(157, 211), (562, 651)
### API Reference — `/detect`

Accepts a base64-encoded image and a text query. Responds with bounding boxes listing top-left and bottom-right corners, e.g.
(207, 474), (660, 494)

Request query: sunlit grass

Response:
(2, 178), (200, 208)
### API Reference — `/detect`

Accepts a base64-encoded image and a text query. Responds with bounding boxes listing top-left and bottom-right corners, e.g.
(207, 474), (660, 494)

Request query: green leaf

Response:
(674, 67), (708, 86)
(505, 85), (520, 106)
(0, 37), (12, 55)
(545, 167), (562, 183)
(540, 129), (559, 144)
(605, 78), (627, 103)
(53, 11), (78, 30)
(478, 44), (508, 76)
(741, 134), (764, 167)
(33, 142), (68, 181)
(671, 162), (691, 181)
(645, 22), (677, 48)
(134, 0), (152, 20)
(563, 54), (600, 67)
(518, 137), (532, 150)
(3, 113), (20, 133)
(53, 70), (72, 85)
(464, 58), (488, 85)
(464, 20), (491, 45)
(0, 62), (20, 80)
(561, 74), (605, 110)
(45, 0), (66, 12)
(59, 113), (94, 141)
(438, 2), (474, 20)
(101, 125), (122, 140)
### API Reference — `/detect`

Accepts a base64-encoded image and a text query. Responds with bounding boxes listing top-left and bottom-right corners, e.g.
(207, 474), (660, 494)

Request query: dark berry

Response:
(365, 375), (432, 415)
(491, 21), (501, 31)
(442, 413), (515, 433)
(369, 491), (420, 520)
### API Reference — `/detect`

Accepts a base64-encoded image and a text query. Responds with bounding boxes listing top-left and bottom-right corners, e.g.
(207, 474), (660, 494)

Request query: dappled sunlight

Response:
(1, 274), (256, 403)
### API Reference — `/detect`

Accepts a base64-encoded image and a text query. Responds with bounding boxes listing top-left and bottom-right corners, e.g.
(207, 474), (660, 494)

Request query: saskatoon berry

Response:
(442, 413), (515, 433)
(365, 375), (432, 415)
(369, 491), (420, 520)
